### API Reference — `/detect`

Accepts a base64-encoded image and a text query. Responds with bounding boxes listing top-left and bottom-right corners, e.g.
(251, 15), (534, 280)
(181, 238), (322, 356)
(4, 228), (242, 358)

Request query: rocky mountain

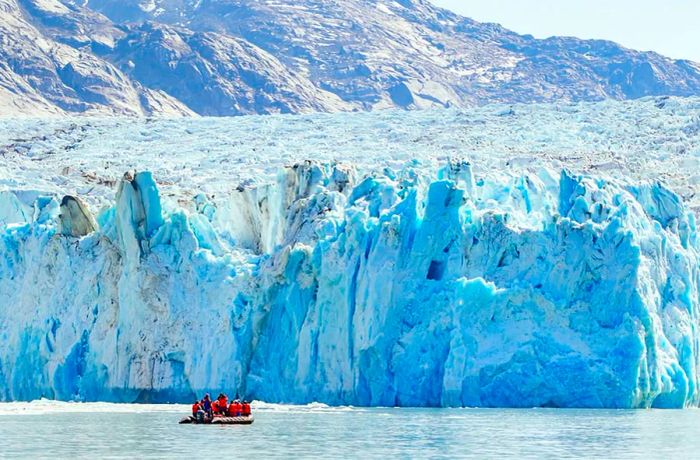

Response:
(2, 0), (700, 116)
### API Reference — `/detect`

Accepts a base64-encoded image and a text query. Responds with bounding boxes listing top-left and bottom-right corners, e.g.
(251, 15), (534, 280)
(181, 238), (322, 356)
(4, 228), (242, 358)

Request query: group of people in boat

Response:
(192, 393), (252, 419)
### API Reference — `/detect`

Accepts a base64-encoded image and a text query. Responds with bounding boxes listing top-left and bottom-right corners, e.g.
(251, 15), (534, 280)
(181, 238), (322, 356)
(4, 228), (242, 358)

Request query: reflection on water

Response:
(1, 402), (699, 459)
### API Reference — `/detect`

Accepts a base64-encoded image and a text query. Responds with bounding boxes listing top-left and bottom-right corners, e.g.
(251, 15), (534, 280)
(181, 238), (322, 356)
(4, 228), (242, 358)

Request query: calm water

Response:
(1, 401), (699, 459)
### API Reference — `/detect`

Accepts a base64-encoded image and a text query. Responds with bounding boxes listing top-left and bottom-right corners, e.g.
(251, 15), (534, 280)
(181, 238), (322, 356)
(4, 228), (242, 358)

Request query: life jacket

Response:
(192, 402), (201, 415)
(216, 399), (227, 415)
(232, 402), (242, 416)
(242, 403), (251, 416)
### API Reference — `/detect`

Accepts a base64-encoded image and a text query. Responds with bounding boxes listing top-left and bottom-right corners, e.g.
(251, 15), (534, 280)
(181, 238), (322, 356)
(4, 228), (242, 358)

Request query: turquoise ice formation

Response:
(0, 161), (698, 408)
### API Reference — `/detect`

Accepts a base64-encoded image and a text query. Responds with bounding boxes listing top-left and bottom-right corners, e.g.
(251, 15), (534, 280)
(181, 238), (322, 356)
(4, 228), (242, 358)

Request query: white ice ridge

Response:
(1, 96), (700, 214)
(0, 160), (698, 408)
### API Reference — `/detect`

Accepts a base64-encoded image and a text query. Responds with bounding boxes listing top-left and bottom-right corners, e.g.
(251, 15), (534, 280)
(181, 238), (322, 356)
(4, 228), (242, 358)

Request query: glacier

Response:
(1, 159), (699, 408)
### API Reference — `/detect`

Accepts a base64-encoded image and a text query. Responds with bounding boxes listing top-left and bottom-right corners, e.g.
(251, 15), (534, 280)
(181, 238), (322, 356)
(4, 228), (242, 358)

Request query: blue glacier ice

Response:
(0, 161), (699, 408)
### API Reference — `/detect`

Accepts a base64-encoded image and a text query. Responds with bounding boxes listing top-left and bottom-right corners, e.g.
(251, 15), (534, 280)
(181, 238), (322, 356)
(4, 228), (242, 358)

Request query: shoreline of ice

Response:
(0, 399), (359, 416)
(3, 399), (696, 416)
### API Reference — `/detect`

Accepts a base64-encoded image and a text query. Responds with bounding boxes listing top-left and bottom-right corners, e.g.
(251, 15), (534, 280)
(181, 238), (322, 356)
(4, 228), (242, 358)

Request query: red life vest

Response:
(242, 403), (251, 416)
(231, 402), (242, 416)
(192, 402), (201, 414)
(217, 399), (227, 415)
(212, 400), (221, 414)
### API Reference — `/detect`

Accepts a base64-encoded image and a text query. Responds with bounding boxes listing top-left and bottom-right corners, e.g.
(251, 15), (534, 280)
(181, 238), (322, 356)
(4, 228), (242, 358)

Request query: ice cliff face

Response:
(0, 162), (699, 408)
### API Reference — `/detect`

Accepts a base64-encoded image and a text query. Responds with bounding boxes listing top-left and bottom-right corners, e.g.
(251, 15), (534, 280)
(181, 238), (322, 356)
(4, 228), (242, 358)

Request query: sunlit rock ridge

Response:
(2, 0), (700, 116)
(0, 160), (698, 408)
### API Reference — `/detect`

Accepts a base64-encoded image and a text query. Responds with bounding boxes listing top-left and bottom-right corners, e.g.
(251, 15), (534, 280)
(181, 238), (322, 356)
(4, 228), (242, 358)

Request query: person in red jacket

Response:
(228, 399), (243, 417)
(241, 401), (251, 417)
(217, 394), (229, 416)
(211, 399), (221, 416)
(228, 401), (241, 417)
(191, 400), (202, 416)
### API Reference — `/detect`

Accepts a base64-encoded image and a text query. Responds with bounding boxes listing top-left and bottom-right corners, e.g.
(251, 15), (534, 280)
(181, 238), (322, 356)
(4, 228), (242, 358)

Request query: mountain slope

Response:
(0, 0), (193, 115)
(2, 0), (700, 116)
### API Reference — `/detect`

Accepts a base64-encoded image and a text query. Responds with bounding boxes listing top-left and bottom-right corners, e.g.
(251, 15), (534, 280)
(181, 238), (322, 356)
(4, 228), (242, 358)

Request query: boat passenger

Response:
(241, 401), (251, 417)
(228, 400), (240, 417)
(201, 394), (213, 417)
(212, 399), (222, 416)
(217, 393), (229, 415)
(229, 399), (243, 417)
(192, 400), (202, 416)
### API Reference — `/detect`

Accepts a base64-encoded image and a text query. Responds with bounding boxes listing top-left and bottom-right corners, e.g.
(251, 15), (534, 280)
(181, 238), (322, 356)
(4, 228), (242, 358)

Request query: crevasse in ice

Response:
(0, 161), (698, 408)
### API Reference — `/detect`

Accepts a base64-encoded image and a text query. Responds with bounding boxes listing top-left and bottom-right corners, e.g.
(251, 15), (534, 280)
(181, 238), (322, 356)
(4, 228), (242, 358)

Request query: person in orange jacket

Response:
(228, 401), (241, 417)
(217, 394), (229, 416)
(191, 400), (202, 416)
(228, 399), (243, 417)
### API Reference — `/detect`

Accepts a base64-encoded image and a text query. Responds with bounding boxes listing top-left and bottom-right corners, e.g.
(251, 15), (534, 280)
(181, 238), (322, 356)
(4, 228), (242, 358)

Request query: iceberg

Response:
(0, 161), (698, 408)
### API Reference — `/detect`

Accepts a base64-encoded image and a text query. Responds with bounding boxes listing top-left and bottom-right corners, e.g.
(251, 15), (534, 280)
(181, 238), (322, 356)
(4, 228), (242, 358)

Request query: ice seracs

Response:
(115, 171), (165, 263)
(3, 97), (699, 214)
(0, 161), (698, 408)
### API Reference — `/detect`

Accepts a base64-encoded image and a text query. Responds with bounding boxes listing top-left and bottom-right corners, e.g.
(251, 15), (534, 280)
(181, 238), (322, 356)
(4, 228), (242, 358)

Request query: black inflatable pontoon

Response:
(179, 415), (254, 425)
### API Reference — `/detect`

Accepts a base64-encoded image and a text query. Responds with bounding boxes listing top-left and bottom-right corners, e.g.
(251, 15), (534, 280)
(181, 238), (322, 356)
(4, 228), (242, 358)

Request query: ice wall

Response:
(0, 162), (698, 408)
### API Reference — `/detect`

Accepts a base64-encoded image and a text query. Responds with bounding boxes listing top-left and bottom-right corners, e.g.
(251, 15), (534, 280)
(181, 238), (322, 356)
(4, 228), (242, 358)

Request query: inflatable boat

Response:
(179, 415), (255, 425)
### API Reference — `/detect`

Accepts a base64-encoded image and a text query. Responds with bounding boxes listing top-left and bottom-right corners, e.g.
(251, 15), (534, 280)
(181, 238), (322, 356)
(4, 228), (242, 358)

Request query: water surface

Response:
(1, 401), (698, 459)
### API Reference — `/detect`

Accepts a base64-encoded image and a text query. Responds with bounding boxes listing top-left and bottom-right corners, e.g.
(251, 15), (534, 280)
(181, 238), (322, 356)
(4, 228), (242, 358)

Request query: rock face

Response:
(0, 163), (698, 408)
(59, 196), (97, 237)
(1, 0), (700, 116)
